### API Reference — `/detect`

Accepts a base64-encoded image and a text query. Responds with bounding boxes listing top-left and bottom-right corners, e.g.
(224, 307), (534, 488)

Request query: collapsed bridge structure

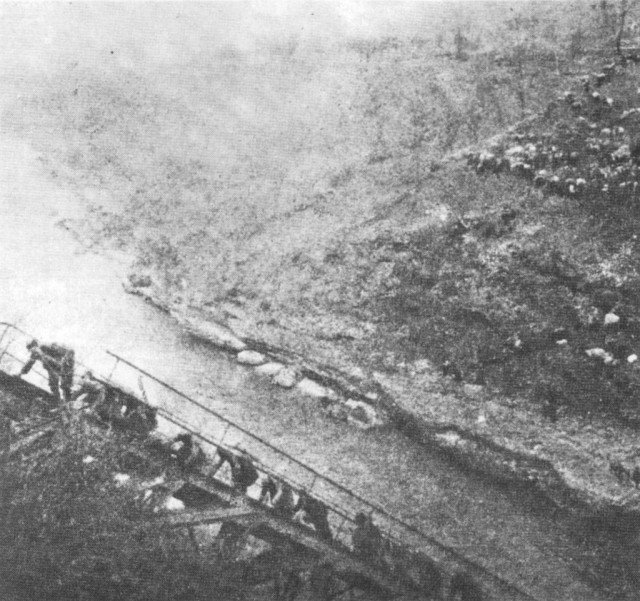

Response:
(0, 321), (541, 601)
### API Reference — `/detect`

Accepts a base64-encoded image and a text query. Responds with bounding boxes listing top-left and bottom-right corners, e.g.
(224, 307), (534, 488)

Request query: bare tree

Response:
(615, 0), (639, 55)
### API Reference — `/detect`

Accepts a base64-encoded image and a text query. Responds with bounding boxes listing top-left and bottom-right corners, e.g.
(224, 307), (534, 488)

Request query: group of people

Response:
(16, 339), (482, 599)
(164, 433), (337, 545)
(259, 476), (334, 541)
(13, 339), (373, 553)
(17, 339), (156, 431)
(200, 453), (335, 542)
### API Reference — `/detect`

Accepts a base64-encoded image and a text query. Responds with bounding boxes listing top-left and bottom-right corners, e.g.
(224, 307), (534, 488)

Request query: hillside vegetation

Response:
(0, 377), (251, 601)
(6, 2), (640, 432)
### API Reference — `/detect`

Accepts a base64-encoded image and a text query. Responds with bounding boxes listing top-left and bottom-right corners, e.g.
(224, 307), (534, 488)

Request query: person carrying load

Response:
(260, 476), (296, 518)
(352, 512), (383, 564)
(211, 446), (259, 494)
(20, 339), (75, 403)
(294, 491), (333, 542)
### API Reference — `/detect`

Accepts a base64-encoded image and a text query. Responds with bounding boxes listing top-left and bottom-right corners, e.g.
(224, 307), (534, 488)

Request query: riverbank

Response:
(8, 37), (640, 526)
(122, 275), (640, 522)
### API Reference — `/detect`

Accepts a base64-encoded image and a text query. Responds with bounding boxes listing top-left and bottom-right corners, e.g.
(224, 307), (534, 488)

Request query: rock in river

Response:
(297, 378), (329, 399)
(274, 367), (297, 389)
(237, 350), (267, 366)
(255, 362), (285, 377)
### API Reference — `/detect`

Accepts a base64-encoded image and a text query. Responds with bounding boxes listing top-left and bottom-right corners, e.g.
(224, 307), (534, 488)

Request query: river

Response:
(0, 135), (634, 601)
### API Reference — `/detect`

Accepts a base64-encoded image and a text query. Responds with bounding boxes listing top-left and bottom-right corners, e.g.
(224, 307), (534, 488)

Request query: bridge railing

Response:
(0, 321), (538, 601)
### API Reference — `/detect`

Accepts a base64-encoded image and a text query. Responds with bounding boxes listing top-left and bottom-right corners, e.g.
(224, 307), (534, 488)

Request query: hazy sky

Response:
(0, 1), (499, 76)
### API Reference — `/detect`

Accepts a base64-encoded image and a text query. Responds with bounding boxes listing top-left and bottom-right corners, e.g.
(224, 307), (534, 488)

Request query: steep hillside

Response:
(7, 1), (640, 512)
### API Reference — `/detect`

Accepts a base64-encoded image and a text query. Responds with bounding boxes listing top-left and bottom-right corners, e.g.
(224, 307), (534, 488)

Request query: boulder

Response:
(604, 312), (621, 326)
(296, 378), (329, 399)
(113, 473), (131, 486)
(254, 362), (285, 377)
(435, 430), (463, 447)
(585, 347), (608, 359)
(236, 350), (267, 366)
(612, 145), (631, 161)
(586, 348), (618, 364)
(345, 399), (385, 429)
(274, 367), (297, 389)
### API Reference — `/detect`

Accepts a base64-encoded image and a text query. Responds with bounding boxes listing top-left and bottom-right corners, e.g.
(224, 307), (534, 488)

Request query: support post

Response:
(0, 324), (11, 350)
(106, 356), (120, 383)
(219, 422), (231, 446)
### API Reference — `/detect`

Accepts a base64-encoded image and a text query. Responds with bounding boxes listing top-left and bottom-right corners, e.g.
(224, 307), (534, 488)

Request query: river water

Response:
(0, 136), (633, 601)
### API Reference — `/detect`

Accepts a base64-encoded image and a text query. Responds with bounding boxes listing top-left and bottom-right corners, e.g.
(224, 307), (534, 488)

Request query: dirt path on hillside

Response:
(0, 135), (635, 600)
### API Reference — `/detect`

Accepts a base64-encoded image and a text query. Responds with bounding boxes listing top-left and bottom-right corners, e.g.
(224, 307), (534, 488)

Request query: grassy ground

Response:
(0, 376), (262, 601)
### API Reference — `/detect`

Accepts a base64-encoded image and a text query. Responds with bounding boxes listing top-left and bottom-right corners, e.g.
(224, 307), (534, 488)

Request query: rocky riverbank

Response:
(123, 273), (640, 524)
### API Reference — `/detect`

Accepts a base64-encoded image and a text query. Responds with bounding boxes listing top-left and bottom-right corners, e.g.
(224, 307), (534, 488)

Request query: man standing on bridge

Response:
(352, 512), (383, 564)
(20, 339), (75, 403)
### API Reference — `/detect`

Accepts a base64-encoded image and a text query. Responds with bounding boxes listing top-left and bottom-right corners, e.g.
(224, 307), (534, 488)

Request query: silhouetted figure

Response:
(170, 433), (204, 470)
(211, 447), (259, 493)
(20, 339), (75, 402)
(294, 491), (333, 542)
(352, 512), (383, 564)
(260, 476), (296, 518)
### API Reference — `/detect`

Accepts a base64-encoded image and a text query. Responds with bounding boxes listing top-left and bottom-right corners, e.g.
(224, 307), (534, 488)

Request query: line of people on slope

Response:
(155, 428), (335, 544)
(167, 430), (428, 582)
(166, 431), (364, 550)
(15, 340), (482, 599)
(16, 339), (156, 431)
